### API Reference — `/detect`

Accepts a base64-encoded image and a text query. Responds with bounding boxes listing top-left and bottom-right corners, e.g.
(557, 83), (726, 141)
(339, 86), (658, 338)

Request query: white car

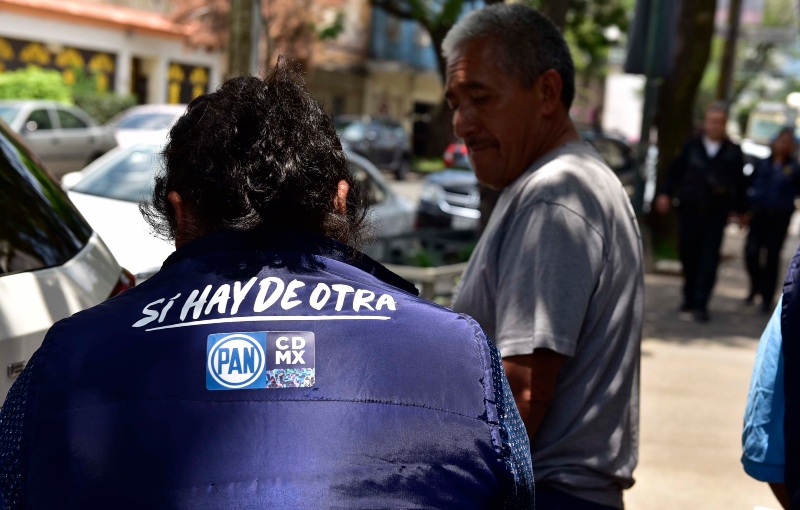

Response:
(0, 121), (132, 402)
(62, 143), (416, 282)
(0, 100), (117, 178)
(106, 104), (186, 147)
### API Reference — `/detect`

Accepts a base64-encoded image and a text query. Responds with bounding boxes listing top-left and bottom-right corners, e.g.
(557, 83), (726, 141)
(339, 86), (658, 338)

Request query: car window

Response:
(0, 124), (92, 276)
(339, 122), (366, 142)
(0, 106), (20, 125)
(26, 110), (53, 131)
(116, 112), (177, 130)
(71, 146), (161, 203)
(57, 110), (88, 130)
(591, 138), (626, 172)
(349, 161), (386, 205)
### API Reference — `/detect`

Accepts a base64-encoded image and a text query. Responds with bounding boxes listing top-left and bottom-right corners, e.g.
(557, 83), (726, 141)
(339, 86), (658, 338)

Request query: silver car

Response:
(0, 100), (117, 179)
(0, 118), (131, 403)
(62, 143), (416, 282)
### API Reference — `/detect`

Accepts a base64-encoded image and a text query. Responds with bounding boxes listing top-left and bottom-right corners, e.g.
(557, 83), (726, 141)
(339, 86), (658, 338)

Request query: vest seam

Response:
(36, 397), (487, 422)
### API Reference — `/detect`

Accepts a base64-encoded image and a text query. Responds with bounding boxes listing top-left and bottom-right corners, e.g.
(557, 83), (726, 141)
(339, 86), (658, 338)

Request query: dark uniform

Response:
(661, 136), (746, 315)
(781, 243), (800, 509)
(746, 156), (800, 310)
(0, 229), (534, 509)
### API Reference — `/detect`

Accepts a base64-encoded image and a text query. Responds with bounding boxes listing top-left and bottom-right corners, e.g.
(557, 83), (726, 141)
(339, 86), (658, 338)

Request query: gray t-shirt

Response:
(452, 141), (643, 508)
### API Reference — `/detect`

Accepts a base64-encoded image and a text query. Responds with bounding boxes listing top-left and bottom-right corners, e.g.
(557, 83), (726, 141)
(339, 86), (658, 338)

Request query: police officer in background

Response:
(0, 60), (533, 509)
(655, 102), (747, 322)
(745, 127), (800, 314)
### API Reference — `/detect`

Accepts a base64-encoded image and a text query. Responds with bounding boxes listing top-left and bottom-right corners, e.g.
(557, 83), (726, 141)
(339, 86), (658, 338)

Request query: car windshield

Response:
(0, 106), (20, 125)
(116, 112), (178, 130)
(335, 121), (366, 141)
(71, 145), (161, 203)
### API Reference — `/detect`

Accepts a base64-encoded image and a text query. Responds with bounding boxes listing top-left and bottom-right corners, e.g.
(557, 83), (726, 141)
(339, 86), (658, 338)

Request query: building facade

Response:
(0, 0), (224, 105)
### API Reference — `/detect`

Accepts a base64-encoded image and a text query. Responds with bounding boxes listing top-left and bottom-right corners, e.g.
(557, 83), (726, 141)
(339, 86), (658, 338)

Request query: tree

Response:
(650, 0), (718, 249)
(171, 0), (347, 72)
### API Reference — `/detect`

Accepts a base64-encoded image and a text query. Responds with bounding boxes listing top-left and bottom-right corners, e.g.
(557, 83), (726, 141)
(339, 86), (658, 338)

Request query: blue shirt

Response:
(0, 229), (534, 509)
(748, 157), (800, 211)
(742, 296), (785, 483)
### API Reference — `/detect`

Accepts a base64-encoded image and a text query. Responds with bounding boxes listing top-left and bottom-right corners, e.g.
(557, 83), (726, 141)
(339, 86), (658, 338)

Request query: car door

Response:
(55, 108), (97, 175)
(19, 108), (62, 175)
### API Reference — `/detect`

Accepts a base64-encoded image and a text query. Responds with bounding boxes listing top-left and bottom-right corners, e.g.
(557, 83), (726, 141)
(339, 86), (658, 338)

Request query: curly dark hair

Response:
(141, 57), (369, 250)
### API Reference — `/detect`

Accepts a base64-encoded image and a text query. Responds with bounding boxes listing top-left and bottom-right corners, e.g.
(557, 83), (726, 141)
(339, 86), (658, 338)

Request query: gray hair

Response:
(442, 4), (575, 110)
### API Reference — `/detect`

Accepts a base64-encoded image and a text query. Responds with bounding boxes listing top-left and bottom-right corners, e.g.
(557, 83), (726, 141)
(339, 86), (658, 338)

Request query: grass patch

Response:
(653, 238), (679, 261)
(413, 158), (445, 174)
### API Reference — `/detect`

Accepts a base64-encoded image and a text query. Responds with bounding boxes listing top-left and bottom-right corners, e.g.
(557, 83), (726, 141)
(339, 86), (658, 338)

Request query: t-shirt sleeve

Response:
(494, 201), (605, 358)
(742, 297), (785, 483)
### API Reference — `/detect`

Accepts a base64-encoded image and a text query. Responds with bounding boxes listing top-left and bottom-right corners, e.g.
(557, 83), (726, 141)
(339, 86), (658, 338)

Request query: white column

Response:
(148, 58), (168, 104)
(115, 47), (132, 96)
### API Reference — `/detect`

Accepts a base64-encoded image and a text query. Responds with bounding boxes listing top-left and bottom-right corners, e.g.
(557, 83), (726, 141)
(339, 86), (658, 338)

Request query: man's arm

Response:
(656, 142), (690, 214)
(493, 200), (603, 442)
(503, 349), (566, 441)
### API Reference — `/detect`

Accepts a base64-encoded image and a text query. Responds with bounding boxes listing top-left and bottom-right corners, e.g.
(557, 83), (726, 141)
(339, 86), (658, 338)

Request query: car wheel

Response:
(395, 157), (410, 181)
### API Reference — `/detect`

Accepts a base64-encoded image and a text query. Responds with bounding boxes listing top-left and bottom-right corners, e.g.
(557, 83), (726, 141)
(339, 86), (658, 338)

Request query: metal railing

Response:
(384, 262), (468, 302)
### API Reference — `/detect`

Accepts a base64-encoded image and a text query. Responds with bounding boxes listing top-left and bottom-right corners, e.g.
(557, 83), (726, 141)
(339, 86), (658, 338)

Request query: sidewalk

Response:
(625, 226), (798, 510)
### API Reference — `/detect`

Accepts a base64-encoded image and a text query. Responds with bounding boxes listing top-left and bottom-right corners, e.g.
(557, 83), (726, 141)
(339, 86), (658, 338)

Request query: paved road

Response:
(626, 226), (799, 510)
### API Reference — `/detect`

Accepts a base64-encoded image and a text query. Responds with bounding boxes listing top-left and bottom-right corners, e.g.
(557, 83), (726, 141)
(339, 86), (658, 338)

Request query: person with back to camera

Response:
(0, 59), (534, 509)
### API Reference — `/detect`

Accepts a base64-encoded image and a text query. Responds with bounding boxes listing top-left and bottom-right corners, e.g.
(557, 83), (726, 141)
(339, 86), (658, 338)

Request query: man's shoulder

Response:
(511, 142), (625, 219)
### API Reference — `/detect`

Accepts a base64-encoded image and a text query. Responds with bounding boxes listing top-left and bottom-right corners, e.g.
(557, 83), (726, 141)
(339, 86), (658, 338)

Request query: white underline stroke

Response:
(145, 315), (392, 332)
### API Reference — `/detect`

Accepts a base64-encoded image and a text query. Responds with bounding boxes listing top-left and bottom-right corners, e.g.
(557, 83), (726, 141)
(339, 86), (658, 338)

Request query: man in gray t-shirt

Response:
(443, 5), (643, 509)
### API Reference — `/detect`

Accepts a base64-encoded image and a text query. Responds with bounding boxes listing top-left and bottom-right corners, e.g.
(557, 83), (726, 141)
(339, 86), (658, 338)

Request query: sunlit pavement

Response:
(626, 223), (800, 510)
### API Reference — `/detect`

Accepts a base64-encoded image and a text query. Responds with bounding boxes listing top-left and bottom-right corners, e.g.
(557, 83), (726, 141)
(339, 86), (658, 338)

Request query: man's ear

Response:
(334, 179), (349, 214)
(539, 69), (564, 117)
(168, 191), (191, 249)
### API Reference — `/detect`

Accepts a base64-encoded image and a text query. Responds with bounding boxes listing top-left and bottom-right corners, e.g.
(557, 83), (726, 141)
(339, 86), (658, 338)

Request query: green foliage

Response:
(70, 67), (137, 124)
(763, 0), (796, 27)
(316, 10), (346, 40)
(405, 248), (443, 268)
(0, 66), (72, 103)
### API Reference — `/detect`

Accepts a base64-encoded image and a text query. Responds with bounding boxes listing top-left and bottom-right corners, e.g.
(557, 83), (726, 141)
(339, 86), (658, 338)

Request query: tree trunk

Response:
(539, 0), (572, 30)
(717, 0), (743, 102)
(651, 0), (718, 247)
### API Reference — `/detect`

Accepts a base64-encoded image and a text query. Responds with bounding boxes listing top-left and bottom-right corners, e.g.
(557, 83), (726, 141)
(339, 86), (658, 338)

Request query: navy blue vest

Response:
(0, 230), (533, 509)
(783, 242), (800, 508)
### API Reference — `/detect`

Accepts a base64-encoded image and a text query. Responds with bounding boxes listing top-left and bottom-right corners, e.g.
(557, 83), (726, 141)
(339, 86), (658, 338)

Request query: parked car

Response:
(0, 119), (132, 403)
(106, 104), (186, 147)
(335, 115), (412, 180)
(62, 142), (416, 280)
(0, 100), (117, 179)
(419, 131), (638, 231)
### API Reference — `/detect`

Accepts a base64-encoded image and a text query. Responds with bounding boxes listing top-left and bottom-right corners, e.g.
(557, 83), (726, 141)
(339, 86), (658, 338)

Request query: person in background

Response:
(0, 60), (534, 509)
(745, 127), (800, 313)
(444, 5), (644, 509)
(742, 297), (789, 509)
(655, 103), (747, 322)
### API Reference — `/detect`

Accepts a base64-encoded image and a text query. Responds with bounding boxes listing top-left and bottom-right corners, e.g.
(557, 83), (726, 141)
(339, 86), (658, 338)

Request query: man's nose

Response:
(453, 106), (478, 140)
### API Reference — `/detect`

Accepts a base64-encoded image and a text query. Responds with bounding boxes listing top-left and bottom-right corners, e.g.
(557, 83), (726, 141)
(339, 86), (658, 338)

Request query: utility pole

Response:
(717, 0), (743, 102)
(228, 0), (261, 77)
